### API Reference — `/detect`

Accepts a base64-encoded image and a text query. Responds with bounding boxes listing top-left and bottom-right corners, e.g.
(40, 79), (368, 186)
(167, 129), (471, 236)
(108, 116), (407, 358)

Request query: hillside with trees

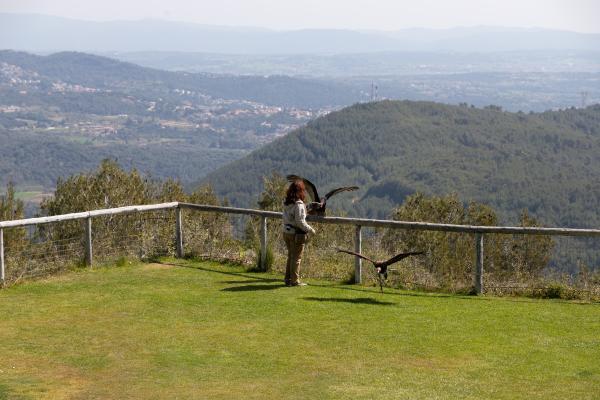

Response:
(202, 100), (600, 228)
(0, 51), (360, 109)
(0, 51), (361, 190)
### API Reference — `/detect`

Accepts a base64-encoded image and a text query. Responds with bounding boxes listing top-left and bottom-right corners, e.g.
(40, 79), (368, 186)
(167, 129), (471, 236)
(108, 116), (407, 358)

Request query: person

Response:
(282, 179), (316, 286)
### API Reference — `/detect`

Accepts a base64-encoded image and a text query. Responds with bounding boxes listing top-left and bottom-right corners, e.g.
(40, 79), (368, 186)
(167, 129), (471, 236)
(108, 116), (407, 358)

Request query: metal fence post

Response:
(175, 207), (184, 258)
(475, 232), (484, 294)
(85, 217), (92, 267)
(354, 225), (362, 284)
(260, 216), (267, 271)
(0, 228), (5, 282)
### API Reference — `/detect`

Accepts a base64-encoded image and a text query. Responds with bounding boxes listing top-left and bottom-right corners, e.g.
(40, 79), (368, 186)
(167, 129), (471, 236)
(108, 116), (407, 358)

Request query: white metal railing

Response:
(2, 201), (600, 293)
(0, 202), (180, 229)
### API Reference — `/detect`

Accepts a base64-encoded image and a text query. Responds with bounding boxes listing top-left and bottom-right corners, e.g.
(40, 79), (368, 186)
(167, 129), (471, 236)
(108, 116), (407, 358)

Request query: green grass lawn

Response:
(0, 259), (598, 399)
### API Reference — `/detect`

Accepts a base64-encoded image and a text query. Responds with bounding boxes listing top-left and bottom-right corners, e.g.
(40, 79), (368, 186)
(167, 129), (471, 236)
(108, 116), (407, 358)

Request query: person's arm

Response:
(295, 202), (316, 234)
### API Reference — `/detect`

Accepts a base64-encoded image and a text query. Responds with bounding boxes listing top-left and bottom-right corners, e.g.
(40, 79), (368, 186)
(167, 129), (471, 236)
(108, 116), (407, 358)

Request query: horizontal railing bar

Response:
(179, 203), (600, 237)
(2, 201), (600, 236)
(0, 202), (179, 228)
(179, 203), (281, 218)
(306, 215), (600, 236)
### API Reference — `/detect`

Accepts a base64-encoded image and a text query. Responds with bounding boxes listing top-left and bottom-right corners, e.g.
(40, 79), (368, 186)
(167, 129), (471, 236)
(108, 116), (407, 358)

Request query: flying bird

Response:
(286, 174), (358, 216)
(337, 248), (424, 292)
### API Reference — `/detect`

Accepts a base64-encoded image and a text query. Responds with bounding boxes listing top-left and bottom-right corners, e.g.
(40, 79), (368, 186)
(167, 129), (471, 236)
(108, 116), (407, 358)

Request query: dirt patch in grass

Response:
(0, 354), (89, 400)
(141, 263), (175, 271)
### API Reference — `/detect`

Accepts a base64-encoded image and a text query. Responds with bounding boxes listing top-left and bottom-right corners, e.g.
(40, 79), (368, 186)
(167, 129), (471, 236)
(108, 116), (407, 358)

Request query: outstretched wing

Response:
(286, 174), (319, 202)
(324, 186), (359, 200)
(380, 251), (424, 268)
(336, 248), (376, 264)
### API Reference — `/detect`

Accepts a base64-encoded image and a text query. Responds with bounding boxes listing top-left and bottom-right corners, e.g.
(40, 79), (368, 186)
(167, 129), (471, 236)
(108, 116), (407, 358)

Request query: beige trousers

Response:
(283, 232), (307, 285)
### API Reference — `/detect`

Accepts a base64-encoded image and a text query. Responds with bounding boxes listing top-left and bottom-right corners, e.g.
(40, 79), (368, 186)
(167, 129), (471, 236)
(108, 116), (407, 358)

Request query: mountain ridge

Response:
(2, 13), (599, 53)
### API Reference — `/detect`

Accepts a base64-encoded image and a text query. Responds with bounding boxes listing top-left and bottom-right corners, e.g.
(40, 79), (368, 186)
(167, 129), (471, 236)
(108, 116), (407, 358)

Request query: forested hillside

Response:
(0, 131), (243, 189)
(202, 101), (600, 227)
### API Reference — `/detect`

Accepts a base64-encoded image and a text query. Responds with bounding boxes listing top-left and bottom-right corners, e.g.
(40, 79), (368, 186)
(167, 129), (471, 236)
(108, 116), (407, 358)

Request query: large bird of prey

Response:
(337, 248), (424, 292)
(286, 174), (358, 216)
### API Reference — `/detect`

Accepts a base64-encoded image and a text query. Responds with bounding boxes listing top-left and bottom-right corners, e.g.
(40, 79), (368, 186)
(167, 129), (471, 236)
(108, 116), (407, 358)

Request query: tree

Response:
(257, 173), (288, 211)
(0, 182), (26, 252)
(41, 159), (148, 216)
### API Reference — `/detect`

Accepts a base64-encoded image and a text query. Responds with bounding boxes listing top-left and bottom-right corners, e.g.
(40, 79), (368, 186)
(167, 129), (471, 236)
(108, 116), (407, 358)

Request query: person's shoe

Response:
(291, 282), (307, 286)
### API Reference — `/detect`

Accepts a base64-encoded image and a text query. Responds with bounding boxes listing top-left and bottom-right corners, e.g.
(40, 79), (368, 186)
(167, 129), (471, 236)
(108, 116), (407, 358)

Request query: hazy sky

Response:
(1, 0), (599, 33)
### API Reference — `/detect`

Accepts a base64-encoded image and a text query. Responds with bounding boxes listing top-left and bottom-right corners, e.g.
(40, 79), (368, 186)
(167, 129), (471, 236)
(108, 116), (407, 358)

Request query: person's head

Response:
(284, 180), (306, 205)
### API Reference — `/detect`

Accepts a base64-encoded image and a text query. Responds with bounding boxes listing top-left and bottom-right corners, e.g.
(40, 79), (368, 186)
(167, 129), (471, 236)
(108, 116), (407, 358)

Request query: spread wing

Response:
(380, 251), (424, 268)
(324, 186), (359, 200)
(286, 174), (319, 202)
(336, 248), (376, 264)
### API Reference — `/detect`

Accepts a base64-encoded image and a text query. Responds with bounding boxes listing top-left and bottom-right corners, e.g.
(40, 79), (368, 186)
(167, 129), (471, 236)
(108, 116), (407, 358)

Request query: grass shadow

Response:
(222, 284), (284, 292)
(219, 279), (281, 284)
(302, 296), (395, 306)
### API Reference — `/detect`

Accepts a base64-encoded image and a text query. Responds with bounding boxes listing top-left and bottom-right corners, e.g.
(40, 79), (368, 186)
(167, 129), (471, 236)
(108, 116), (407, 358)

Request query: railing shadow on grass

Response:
(159, 261), (281, 283)
(162, 260), (474, 298)
(305, 279), (572, 304)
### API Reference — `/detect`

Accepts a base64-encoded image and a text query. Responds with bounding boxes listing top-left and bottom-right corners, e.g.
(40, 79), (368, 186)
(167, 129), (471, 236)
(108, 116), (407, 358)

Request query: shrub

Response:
(528, 283), (584, 300)
(383, 193), (555, 290)
(255, 246), (275, 272)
